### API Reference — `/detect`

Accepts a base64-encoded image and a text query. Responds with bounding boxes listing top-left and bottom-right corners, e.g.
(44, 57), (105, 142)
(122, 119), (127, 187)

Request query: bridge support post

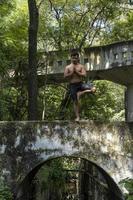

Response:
(125, 85), (133, 122)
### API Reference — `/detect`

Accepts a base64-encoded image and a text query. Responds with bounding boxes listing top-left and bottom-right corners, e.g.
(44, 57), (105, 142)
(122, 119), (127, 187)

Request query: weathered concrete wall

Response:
(0, 121), (132, 191)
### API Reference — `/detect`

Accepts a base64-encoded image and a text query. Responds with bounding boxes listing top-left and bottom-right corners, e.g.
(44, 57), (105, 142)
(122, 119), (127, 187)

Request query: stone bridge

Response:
(0, 121), (132, 199)
(3, 40), (133, 199)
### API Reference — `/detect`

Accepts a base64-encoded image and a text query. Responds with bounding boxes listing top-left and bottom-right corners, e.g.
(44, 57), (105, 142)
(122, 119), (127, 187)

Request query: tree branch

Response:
(37, 0), (44, 10)
(78, 6), (106, 50)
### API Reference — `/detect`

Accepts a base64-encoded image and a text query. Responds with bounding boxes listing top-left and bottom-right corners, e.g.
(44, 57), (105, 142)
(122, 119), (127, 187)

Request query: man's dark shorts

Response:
(69, 82), (93, 101)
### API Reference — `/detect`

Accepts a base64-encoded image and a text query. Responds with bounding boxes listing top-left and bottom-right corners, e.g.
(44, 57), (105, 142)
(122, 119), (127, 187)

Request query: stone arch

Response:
(15, 155), (125, 200)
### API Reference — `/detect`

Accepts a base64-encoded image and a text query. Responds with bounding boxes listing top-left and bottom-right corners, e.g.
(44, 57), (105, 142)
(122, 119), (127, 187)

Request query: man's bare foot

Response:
(75, 117), (80, 122)
(91, 87), (96, 93)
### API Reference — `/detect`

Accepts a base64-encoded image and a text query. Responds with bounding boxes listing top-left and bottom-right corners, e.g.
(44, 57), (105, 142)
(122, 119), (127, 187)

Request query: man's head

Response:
(70, 49), (80, 64)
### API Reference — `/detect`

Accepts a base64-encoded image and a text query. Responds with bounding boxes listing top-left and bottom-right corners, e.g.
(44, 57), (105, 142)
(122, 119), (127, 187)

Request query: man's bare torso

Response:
(65, 63), (84, 83)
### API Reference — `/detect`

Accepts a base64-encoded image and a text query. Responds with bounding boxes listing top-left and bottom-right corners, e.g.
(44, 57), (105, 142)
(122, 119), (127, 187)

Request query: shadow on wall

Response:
(15, 156), (125, 200)
(127, 122), (133, 136)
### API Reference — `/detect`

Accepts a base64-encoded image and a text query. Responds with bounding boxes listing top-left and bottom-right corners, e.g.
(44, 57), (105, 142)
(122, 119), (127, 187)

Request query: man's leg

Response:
(74, 100), (80, 121)
(77, 86), (96, 100)
(77, 90), (92, 101)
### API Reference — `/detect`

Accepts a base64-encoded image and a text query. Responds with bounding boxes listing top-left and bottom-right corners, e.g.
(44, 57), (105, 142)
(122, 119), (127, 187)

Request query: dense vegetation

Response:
(0, 0), (129, 121)
(0, 177), (13, 200)
(0, 0), (133, 199)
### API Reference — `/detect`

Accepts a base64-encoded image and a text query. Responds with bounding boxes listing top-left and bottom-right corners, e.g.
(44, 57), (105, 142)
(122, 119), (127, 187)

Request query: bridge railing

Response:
(84, 41), (133, 71)
(37, 40), (133, 75)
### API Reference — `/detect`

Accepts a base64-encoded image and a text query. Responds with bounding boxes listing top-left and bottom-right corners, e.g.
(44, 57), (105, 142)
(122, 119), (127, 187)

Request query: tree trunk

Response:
(27, 0), (39, 120)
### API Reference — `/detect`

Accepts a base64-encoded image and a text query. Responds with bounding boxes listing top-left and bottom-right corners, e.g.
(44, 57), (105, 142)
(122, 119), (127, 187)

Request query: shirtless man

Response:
(64, 50), (96, 121)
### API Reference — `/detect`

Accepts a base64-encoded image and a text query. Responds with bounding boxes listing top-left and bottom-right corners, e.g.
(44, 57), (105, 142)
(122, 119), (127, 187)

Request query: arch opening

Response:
(16, 156), (124, 200)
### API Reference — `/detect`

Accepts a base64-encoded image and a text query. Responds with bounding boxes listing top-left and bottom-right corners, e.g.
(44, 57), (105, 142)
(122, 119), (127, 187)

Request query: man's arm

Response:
(64, 66), (74, 78)
(75, 65), (86, 77)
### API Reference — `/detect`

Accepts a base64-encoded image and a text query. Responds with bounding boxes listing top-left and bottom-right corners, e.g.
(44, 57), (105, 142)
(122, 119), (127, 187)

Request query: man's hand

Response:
(74, 65), (86, 77)
(64, 66), (74, 78)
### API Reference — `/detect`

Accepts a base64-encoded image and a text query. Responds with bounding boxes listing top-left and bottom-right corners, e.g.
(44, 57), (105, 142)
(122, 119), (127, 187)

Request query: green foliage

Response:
(48, 159), (67, 188)
(1, 1), (28, 59)
(39, 0), (124, 50)
(0, 0), (28, 120)
(62, 157), (80, 170)
(0, 0), (15, 74)
(0, 0), (15, 18)
(0, 90), (9, 120)
(39, 80), (125, 121)
(35, 157), (84, 200)
(39, 85), (65, 120)
(0, 0), (127, 121)
(0, 0), (28, 79)
(37, 0), (126, 121)
(35, 158), (68, 200)
(35, 157), (112, 199)
(0, 87), (28, 121)
(80, 80), (125, 121)
(119, 178), (133, 200)
(100, 11), (133, 44)
(0, 178), (13, 200)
